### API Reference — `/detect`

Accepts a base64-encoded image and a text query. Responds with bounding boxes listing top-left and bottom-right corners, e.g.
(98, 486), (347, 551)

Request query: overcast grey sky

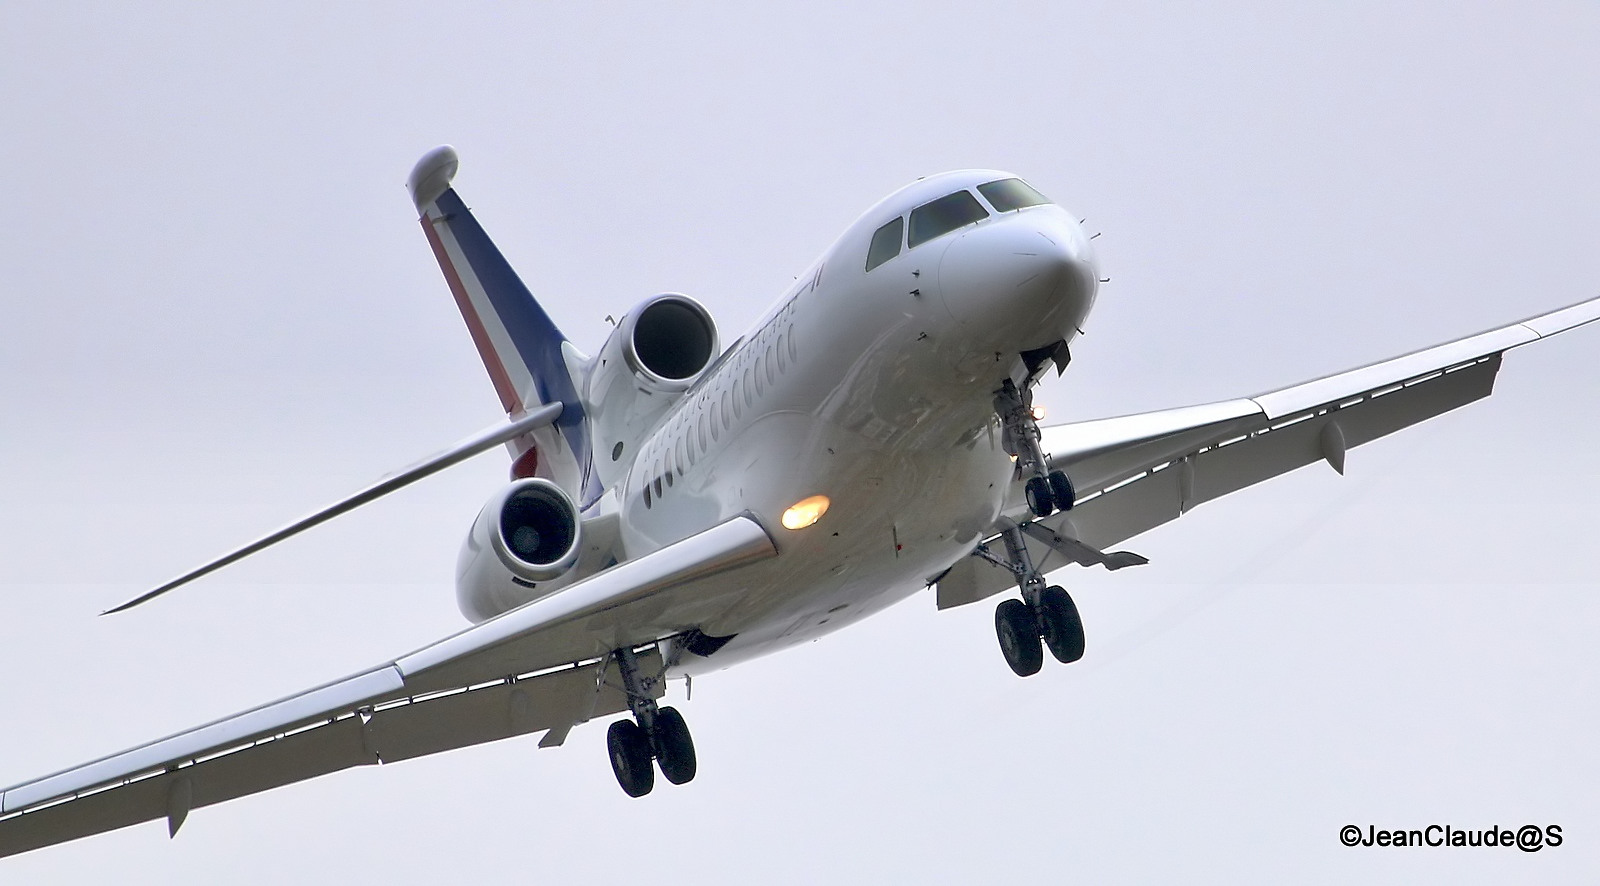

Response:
(3, 2), (1599, 882)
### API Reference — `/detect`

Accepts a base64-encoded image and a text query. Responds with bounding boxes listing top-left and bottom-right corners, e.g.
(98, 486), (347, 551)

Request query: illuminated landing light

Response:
(782, 495), (831, 530)
(1030, 406), (1047, 421)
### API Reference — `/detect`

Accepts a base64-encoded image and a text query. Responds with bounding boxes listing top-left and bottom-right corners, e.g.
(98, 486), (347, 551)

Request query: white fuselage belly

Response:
(465, 172), (1100, 673)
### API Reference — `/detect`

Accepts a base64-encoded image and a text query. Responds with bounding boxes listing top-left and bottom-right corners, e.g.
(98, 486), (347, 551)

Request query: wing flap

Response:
(1194, 355), (1500, 507)
(1251, 326), (1529, 419)
(1, 667), (405, 815)
(0, 717), (375, 858)
(364, 652), (659, 764)
(1040, 400), (1263, 496)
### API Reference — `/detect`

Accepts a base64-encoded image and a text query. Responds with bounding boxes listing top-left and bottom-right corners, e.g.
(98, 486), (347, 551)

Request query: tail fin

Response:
(408, 146), (598, 506)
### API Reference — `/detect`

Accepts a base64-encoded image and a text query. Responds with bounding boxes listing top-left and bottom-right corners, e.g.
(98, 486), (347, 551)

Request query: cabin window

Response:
(908, 190), (988, 248)
(978, 178), (1051, 212)
(865, 216), (904, 271)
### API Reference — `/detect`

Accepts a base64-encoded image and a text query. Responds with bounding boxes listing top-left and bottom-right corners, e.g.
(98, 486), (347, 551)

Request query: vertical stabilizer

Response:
(408, 146), (598, 506)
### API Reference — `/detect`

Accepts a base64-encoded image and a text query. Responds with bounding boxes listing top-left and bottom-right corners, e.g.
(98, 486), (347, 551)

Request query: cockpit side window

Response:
(977, 178), (1051, 212)
(865, 216), (903, 272)
(908, 190), (988, 248)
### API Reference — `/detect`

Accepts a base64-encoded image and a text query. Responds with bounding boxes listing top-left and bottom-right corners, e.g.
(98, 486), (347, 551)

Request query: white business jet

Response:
(2, 146), (1597, 855)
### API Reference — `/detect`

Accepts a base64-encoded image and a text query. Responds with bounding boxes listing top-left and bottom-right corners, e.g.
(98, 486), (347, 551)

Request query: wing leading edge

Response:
(937, 295), (1600, 609)
(0, 515), (777, 858)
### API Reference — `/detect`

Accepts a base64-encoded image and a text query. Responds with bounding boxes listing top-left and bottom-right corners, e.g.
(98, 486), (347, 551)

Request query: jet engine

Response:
(457, 478), (583, 620)
(596, 293), (718, 394)
(585, 293), (719, 489)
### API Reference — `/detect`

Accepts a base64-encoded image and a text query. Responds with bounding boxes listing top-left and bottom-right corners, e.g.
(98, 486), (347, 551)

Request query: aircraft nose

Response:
(936, 215), (1096, 344)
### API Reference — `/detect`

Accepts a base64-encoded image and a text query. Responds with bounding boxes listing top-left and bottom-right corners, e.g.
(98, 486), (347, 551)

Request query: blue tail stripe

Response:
(436, 189), (594, 498)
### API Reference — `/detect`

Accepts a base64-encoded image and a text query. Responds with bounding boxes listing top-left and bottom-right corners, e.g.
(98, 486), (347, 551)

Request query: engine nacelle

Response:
(585, 294), (719, 490)
(457, 478), (582, 621)
(606, 293), (719, 394)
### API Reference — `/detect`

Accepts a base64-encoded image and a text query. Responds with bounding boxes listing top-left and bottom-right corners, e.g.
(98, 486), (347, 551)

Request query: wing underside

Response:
(0, 515), (777, 857)
(0, 652), (659, 857)
(937, 295), (1600, 609)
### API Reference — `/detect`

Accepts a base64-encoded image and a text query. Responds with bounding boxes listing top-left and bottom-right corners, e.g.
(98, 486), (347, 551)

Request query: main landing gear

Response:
(606, 645), (697, 797)
(995, 379), (1074, 518)
(975, 524), (1086, 677)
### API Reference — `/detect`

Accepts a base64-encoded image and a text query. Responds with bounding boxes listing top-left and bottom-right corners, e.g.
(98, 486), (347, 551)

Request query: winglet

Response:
(408, 145), (460, 211)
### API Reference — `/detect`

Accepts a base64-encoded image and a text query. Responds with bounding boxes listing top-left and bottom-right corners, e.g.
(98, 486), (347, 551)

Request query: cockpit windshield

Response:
(865, 216), (903, 271)
(908, 190), (989, 248)
(977, 178), (1051, 212)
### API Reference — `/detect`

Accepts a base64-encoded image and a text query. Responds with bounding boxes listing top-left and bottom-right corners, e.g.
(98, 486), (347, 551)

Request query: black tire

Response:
(1048, 471), (1076, 512)
(1039, 585), (1085, 663)
(607, 719), (655, 797)
(1025, 476), (1055, 518)
(995, 598), (1043, 677)
(653, 706), (697, 785)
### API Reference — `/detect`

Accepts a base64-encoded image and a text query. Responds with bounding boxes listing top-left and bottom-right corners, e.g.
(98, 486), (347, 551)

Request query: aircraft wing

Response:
(0, 515), (777, 858)
(937, 296), (1600, 608)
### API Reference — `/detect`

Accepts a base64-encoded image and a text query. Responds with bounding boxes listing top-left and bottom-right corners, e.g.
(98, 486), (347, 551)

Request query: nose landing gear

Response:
(975, 523), (1087, 677)
(995, 379), (1074, 518)
(605, 645), (697, 797)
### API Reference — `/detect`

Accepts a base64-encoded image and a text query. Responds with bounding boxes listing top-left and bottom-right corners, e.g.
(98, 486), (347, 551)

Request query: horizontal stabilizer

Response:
(105, 403), (563, 613)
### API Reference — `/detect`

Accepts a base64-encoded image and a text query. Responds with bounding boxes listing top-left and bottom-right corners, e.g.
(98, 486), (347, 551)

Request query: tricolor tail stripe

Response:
(419, 204), (524, 414)
(416, 187), (596, 504)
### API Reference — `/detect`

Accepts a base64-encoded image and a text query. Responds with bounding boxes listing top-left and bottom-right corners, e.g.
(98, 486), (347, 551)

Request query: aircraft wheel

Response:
(1048, 471), (1076, 512)
(1025, 476), (1055, 518)
(995, 598), (1043, 677)
(607, 719), (655, 797)
(653, 706), (697, 785)
(1039, 585), (1085, 663)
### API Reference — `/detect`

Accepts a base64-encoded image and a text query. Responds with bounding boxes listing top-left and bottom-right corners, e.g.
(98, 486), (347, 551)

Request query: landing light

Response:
(781, 495), (830, 530)
(1030, 406), (1046, 421)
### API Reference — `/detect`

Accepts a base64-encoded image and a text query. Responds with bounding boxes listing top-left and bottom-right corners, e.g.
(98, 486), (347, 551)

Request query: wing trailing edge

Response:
(939, 294), (1600, 609)
(1, 514), (777, 857)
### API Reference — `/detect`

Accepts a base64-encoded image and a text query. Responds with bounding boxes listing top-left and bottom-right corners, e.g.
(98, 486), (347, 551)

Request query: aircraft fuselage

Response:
(468, 170), (1100, 672)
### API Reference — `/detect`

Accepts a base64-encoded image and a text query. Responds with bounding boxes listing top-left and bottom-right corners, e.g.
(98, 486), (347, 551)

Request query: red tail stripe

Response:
(420, 214), (524, 414)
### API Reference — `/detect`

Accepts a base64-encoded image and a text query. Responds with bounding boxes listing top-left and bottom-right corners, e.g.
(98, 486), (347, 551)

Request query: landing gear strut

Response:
(974, 523), (1087, 676)
(606, 645), (697, 797)
(995, 379), (1074, 518)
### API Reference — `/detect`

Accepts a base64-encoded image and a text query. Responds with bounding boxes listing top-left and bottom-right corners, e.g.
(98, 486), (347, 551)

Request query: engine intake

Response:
(621, 294), (718, 391)
(489, 479), (581, 581)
